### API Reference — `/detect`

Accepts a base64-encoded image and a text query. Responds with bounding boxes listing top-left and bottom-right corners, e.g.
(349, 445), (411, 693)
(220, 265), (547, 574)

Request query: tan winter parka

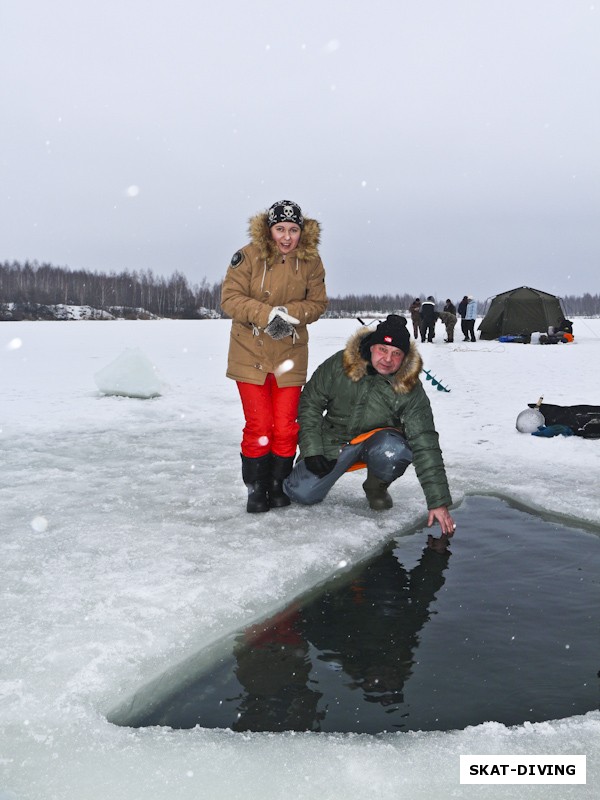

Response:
(221, 210), (328, 387)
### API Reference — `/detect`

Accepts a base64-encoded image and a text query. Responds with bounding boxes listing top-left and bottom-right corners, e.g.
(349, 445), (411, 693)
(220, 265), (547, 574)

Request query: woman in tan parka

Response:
(221, 200), (328, 514)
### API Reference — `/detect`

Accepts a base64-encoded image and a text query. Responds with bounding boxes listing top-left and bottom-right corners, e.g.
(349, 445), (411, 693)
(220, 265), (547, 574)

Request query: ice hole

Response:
(108, 496), (600, 734)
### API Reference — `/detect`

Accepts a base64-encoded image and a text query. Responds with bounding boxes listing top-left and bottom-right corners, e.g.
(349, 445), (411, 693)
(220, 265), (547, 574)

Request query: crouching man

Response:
(284, 314), (456, 535)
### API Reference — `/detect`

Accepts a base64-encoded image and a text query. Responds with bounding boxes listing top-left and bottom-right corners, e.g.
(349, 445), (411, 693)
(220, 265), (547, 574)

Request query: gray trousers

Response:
(283, 428), (413, 506)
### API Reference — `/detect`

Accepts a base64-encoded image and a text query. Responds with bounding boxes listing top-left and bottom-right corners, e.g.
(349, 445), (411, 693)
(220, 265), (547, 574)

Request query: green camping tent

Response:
(478, 286), (565, 340)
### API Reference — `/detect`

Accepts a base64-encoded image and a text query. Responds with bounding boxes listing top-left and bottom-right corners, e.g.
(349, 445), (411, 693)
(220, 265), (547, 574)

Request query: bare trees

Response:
(562, 294), (600, 316)
(2, 260), (599, 320)
(325, 293), (419, 317)
(0, 261), (223, 318)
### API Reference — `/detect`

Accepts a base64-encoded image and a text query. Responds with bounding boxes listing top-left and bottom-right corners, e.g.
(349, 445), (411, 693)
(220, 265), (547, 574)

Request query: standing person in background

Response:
(444, 298), (456, 316)
(457, 295), (469, 341)
(408, 298), (421, 339)
(464, 295), (478, 342)
(419, 296), (437, 343)
(221, 200), (328, 513)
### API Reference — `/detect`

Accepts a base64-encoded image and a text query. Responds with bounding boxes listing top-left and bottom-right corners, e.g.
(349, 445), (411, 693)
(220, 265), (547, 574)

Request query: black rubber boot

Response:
(241, 453), (270, 513)
(362, 470), (393, 511)
(269, 455), (294, 509)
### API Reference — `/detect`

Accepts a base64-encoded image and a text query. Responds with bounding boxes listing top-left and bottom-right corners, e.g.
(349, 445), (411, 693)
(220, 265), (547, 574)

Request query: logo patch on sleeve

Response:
(230, 250), (244, 268)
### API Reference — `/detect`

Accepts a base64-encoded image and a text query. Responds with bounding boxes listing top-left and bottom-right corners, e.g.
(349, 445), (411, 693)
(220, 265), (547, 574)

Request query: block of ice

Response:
(94, 347), (162, 398)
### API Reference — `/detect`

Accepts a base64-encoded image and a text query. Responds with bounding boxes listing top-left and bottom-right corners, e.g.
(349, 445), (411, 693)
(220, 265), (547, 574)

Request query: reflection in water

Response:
(135, 534), (451, 733)
(231, 603), (326, 732)
(298, 534), (450, 726)
(231, 534), (451, 732)
(121, 497), (600, 734)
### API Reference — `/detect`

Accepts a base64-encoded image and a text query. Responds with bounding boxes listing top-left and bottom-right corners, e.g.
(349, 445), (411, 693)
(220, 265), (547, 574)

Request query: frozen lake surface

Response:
(2, 318), (599, 799)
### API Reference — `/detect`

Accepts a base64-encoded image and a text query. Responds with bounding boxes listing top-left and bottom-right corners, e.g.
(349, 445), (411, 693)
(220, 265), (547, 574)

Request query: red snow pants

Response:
(237, 374), (301, 458)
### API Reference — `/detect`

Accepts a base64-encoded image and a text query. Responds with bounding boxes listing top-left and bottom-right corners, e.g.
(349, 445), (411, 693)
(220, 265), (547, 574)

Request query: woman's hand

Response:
(268, 306), (299, 325)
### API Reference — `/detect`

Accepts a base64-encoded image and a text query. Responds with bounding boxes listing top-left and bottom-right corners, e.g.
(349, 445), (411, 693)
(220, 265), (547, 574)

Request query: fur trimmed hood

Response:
(342, 326), (423, 394)
(248, 210), (321, 264)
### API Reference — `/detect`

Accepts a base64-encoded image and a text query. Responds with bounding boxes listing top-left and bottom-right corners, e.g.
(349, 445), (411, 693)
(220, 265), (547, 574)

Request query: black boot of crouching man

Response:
(241, 453), (271, 513)
(362, 470), (394, 511)
(269, 454), (294, 509)
(358, 429), (413, 511)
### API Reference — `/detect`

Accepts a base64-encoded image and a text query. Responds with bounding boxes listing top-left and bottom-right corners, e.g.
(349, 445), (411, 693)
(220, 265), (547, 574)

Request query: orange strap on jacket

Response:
(345, 427), (387, 472)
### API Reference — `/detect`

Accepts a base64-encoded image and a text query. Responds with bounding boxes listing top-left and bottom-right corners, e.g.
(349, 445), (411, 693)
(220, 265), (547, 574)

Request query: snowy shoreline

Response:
(2, 318), (599, 799)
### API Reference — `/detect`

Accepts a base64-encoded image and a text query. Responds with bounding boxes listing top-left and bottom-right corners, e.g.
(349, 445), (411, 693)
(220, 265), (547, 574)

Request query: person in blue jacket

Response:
(463, 296), (478, 342)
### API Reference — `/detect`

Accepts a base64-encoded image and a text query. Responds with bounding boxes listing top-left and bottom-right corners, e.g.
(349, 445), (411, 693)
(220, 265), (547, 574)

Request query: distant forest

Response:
(1, 259), (599, 319)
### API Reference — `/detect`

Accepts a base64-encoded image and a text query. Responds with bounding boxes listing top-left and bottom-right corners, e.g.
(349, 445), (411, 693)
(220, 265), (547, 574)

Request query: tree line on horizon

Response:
(1, 259), (599, 319)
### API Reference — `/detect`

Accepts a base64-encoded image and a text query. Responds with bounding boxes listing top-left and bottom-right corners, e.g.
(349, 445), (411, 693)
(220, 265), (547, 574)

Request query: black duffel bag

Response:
(528, 403), (600, 438)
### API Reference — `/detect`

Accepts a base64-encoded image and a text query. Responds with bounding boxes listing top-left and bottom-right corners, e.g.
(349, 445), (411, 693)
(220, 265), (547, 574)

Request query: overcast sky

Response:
(1, 0), (598, 302)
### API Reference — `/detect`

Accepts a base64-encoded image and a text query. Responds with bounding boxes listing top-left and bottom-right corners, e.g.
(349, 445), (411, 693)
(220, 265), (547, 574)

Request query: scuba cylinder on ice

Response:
(516, 396), (545, 433)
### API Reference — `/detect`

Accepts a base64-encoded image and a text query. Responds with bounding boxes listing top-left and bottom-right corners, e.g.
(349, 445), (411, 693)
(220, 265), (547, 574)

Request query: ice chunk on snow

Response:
(94, 347), (162, 399)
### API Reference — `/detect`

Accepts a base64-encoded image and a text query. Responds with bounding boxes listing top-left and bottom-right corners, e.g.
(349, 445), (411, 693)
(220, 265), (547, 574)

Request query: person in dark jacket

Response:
(408, 298), (421, 339)
(419, 296), (437, 343)
(457, 295), (469, 341)
(444, 299), (456, 315)
(284, 315), (456, 535)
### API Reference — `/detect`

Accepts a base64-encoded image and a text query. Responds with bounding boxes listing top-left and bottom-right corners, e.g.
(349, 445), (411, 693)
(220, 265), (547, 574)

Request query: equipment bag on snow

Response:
(527, 402), (600, 439)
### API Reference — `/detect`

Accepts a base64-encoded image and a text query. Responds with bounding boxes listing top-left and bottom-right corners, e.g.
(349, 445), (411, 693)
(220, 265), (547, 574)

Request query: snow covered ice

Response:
(1, 318), (599, 799)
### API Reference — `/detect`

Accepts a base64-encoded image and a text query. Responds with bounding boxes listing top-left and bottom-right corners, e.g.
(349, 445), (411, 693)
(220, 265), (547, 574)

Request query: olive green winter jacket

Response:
(298, 327), (452, 510)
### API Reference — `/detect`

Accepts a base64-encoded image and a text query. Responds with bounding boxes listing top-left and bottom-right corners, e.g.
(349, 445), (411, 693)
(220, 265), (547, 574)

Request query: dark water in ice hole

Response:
(117, 496), (600, 734)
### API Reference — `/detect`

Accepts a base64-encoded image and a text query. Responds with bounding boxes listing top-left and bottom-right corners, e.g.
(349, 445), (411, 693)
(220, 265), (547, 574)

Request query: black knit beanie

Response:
(361, 314), (411, 358)
(267, 200), (304, 228)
